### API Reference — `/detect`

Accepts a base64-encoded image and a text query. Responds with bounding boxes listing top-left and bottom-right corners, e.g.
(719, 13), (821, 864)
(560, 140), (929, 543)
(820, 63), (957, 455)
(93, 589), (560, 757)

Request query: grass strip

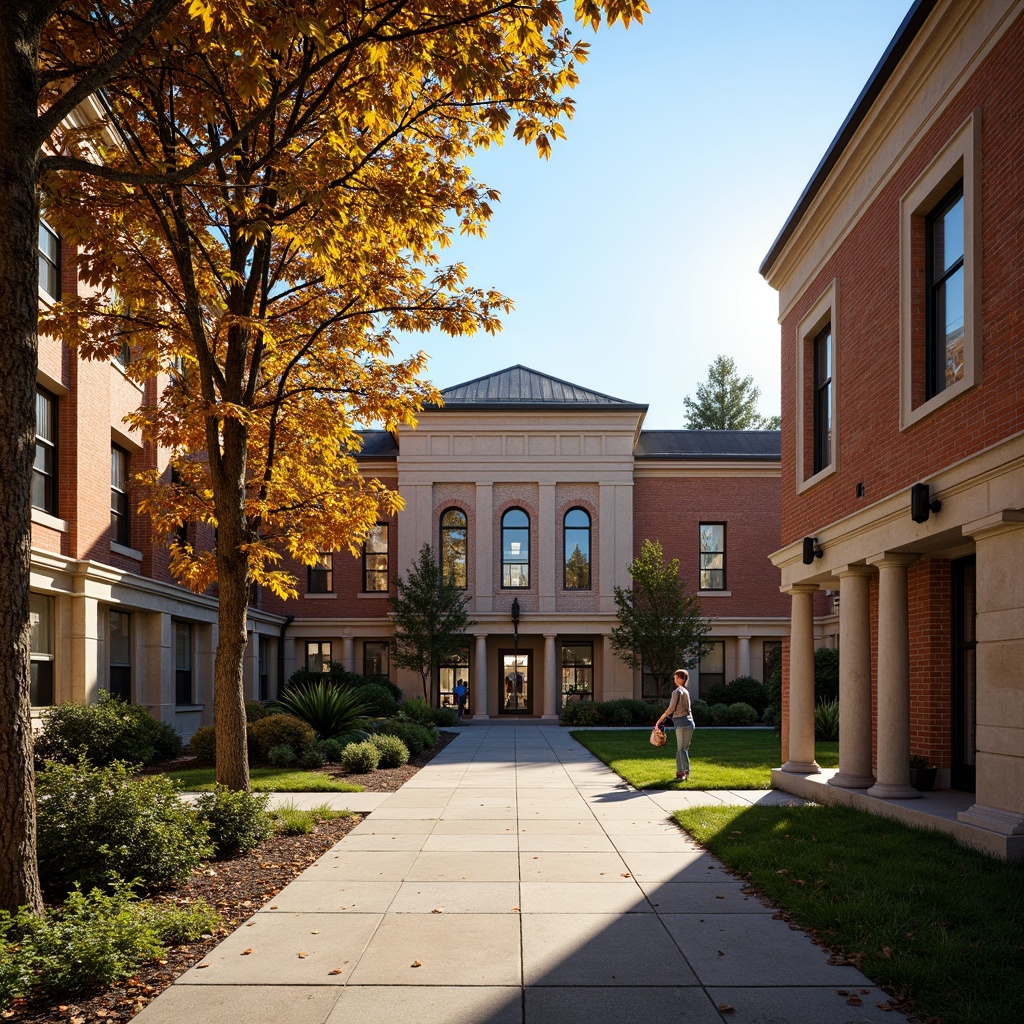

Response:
(571, 728), (838, 789)
(271, 802), (353, 835)
(163, 766), (364, 793)
(674, 803), (1024, 1024)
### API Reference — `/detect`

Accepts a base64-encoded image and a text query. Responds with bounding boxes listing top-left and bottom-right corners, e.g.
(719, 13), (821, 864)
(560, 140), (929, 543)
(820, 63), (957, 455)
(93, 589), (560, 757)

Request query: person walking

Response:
(656, 669), (695, 781)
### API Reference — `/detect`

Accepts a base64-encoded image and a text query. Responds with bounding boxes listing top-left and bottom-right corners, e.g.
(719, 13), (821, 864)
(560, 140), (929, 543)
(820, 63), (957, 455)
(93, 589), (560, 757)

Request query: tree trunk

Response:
(0, 9), (45, 915)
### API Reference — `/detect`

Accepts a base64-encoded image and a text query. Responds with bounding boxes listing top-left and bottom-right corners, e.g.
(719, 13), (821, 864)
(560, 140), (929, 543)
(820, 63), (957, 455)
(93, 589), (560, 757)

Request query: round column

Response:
(473, 633), (489, 719)
(829, 566), (875, 789)
(867, 553), (919, 799)
(341, 635), (354, 675)
(738, 635), (751, 678)
(542, 634), (558, 719)
(782, 584), (820, 774)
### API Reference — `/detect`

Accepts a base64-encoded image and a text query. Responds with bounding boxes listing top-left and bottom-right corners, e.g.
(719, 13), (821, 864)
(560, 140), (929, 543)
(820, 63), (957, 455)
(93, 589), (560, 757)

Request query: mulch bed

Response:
(4, 732), (458, 1024)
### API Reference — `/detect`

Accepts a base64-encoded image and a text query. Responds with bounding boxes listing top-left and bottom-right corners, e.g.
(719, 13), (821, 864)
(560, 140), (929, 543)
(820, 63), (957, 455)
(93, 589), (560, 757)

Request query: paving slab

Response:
(525, 987), (725, 1024)
(132, 985), (341, 1024)
(260, 878), (401, 914)
(518, 881), (651, 915)
(518, 850), (631, 883)
(406, 850), (521, 881)
(639, 880), (773, 914)
(706, 986), (904, 1023)
(326, 986), (522, 1024)
(389, 880), (520, 914)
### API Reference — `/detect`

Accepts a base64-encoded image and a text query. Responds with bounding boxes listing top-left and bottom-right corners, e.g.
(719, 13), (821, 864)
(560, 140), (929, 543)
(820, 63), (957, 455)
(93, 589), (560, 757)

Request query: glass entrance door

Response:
(951, 556), (977, 791)
(500, 651), (531, 715)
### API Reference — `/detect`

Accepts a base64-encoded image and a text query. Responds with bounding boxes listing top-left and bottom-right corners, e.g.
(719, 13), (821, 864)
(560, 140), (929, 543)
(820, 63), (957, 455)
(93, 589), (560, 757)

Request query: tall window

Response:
(308, 552), (333, 593)
(364, 641), (389, 679)
(363, 524), (389, 592)
(926, 182), (965, 399)
(813, 324), (832, 475)
(33, 389), (58, 515)
(699, 641), (725, 692)
(699, 523), (726, 591)
(438, 646), (470, 710)
(563, 509), (591, 589)
(258, 636), (271, 701)
(111, 445), (131, 546)
(561, 643), (593, 703)
(38, 220), (60, 299)
(109, 610), (132, 702)
(306, 641), (332, 673)
(30, 593), (55, 707)
(174, 621), (192, 705)
(501, 508), (529, 588)
(440, 508), (468, 589)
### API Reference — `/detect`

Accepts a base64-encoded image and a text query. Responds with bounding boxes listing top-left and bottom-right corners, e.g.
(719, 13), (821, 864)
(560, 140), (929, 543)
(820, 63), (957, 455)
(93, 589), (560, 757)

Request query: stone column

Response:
(474, 633), (489, 718)
(69, 589), (100, 705)
(737, 636), (751, 678)
(341, 635), (355, 674)
(829, 565), (875, 789)
(140, 611), (174, 722)
(867, 553), (919, 799)
(543, 633), (558, 719)
(959, 512), (1024, 836)
(781, 584), (820, 774)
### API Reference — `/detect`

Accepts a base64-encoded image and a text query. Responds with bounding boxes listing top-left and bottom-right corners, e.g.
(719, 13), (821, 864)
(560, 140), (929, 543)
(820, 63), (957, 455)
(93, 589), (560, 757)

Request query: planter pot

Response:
(909, 766), (937, 791)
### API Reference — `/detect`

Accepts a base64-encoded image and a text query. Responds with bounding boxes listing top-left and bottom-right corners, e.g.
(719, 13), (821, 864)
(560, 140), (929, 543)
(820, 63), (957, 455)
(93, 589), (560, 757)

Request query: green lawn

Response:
(571, 728), (838, 789)
(674, 803), (1024, 1024)
(163, 766), (365, 792)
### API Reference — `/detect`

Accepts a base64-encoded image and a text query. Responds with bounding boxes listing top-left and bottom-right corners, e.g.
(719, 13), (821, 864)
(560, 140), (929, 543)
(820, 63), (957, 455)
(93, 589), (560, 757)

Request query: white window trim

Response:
(795, 279), (838, 493)
(899, 110), (982, 430)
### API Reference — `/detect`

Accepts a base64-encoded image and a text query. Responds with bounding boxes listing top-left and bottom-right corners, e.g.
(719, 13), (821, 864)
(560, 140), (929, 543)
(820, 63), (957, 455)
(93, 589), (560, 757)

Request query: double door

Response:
(500, 651), (532, 715)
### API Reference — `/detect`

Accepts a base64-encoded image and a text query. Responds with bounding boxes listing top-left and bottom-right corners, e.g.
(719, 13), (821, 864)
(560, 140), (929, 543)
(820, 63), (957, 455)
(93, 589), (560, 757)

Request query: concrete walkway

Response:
(136, 725), (909, 1024)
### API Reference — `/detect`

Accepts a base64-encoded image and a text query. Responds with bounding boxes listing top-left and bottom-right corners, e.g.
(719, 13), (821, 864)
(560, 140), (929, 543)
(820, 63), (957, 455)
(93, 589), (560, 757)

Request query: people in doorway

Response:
(454, 679), (468, 720)
(656, 669), (696, 781)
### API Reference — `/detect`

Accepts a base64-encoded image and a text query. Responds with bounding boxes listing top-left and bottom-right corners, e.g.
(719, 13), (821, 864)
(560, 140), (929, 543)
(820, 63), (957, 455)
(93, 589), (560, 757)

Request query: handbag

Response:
(649, 725), (667, 747)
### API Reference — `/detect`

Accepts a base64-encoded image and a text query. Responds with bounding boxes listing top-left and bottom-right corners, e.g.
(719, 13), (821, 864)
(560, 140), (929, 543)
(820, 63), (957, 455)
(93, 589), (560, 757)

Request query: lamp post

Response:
(511, 598), (521, 713)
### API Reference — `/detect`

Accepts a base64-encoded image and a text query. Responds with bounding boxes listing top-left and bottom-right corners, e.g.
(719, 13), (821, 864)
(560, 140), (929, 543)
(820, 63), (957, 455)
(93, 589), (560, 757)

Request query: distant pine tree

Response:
(683, 355), (779, 429)
(565, 545), (590, 588)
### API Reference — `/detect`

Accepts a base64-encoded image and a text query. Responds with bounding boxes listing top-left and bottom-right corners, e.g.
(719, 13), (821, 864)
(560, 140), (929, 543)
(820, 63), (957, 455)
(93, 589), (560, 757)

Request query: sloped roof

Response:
(435, 364), (646, 411)
(355, 430), (399, 458)
(635, 430), (781, 461)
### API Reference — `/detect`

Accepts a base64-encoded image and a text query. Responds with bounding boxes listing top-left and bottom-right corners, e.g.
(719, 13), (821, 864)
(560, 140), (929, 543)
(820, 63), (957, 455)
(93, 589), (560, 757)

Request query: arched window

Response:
(440, 508), (468, 589)
(501, 508), (529, 588)
(563, 508), (591, 589)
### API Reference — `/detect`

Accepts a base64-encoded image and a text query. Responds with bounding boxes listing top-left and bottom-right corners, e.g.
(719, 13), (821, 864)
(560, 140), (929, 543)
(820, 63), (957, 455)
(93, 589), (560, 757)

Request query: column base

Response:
(866, 781), (920, 800)
(828, 772), (875, 790)
(780, 759), (820, 775)
(958, 803), (1024, 835)
(540, 714), (560, 721)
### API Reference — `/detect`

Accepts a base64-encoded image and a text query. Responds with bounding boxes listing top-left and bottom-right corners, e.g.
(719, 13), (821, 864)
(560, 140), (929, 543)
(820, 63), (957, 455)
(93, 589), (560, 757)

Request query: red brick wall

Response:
(633, 474), (788, 618)
(780, 16), (1024, 546)
(908, 558), (952, 768)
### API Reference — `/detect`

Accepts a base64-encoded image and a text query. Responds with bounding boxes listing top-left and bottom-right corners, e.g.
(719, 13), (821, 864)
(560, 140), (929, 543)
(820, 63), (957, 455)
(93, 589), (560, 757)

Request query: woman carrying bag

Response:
(656, 669), (696, 781)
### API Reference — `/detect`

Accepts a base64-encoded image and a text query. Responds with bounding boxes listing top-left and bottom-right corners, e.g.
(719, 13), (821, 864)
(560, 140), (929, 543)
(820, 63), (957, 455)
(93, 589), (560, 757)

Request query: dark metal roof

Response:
(355, 430), (398, 459)
(434, 364), (647, 411)
(759, 0), (938, 278)
(635, 430), (781, 461)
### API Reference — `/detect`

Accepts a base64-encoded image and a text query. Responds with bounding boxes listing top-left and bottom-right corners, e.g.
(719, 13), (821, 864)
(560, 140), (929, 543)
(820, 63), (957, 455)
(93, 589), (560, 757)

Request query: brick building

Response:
(761, 0), (1023, 857)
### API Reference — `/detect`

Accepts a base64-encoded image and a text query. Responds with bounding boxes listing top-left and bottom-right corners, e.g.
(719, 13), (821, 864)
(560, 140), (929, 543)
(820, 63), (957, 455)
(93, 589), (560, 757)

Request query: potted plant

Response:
(909, 754), (938, 792)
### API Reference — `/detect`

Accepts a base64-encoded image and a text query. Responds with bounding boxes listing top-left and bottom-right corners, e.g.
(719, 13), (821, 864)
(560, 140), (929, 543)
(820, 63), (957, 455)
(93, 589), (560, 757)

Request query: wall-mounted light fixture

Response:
(802, 536), (823, 565)
(910, 482), (942, 524)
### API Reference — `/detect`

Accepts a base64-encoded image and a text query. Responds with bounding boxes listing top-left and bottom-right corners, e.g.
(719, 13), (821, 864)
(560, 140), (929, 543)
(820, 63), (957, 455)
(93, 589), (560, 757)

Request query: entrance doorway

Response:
(951, 556), (977, 791)
(499, 650), (532, 715)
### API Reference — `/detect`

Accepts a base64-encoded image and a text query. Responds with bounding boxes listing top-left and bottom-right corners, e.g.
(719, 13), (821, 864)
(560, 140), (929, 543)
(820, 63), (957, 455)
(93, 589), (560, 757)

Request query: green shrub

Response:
(762, 705), (780, 728)
(277, 681), (372, 739)
(249, 714), (316, 763)
(0, 906), (34, 1009)
(815, 647), (840, 704)
(707, 703), (731, 727)
(376, 719), (428, 755)
(433, 706), (458, 727)
(765, 660), (782, 715)
(192, 785), (272, 856)
(245, 701), (276, 723)
(691, 699), (710, 727)
(339, 740), (380, 773)
(352, 683), (400, 718)
(370, 732), (410, 768)
(703, 676), (770, 715)
(314, 738), (344, 763)
(814, 697), (840, 741)
(146, 899), (220, 945)
(187, 725), (217, 764)
(36, 758), (212, 895)
(268, 743), (297, 767)
(727, 701), (759, 726)
(559, 699), (602, 727)
(299, 744), (325, 769)
(401, 696), (436, 726)
(34, 694), (181, 768)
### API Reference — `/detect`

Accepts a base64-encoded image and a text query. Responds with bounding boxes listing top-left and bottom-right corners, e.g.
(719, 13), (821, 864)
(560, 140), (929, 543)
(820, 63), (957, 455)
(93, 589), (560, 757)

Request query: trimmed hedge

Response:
(560, 698), (667, 728)
(701, 676), (770, 715)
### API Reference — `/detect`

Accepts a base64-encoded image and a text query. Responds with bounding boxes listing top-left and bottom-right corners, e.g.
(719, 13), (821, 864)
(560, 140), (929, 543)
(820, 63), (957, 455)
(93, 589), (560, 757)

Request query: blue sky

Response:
(395, 1), (912, 430)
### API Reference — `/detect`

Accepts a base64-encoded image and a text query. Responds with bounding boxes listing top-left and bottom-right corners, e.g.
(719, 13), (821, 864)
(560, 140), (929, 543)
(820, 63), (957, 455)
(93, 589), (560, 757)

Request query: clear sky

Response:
(393, 0), (913, 430)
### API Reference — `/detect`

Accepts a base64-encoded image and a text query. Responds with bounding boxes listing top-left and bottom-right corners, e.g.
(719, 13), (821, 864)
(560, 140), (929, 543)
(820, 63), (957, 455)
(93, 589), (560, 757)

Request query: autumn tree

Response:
(610, 539), (710, 698)
(38, 0), (649, 795)
(683, 355), (780, 430)
(390, 544), (475, 704)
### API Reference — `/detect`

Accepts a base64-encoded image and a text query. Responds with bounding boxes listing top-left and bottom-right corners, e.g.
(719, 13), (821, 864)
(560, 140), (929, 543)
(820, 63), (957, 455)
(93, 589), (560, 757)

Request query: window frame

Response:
(174, 620), (193, 705)
(305, 641), (332, 673)
(440, 508), (468, 589)
(110, 444), (131, 547)
(699, 640), (726, 692)
(437, 645), (470, 710)
(109, 610), (132, 702)
(308, 552), (333, 594)
(258, 636), (271, 702)
(925, 181), (965, 401)
(560, 642), (594, 704)
(899, 110), (981, 429)
(363, 641), (389, 680)
(699, 522), (726, 592)
(33, 388), (58, 516)
(562, 508), (591, 590)
(38, 219), (60, 301)
(812, 323), (833, 475)
(501, 507), (530, 589)
(30, 592), (55, 707)
(795, 280), (838, 492)
(362, 523), (389, 592)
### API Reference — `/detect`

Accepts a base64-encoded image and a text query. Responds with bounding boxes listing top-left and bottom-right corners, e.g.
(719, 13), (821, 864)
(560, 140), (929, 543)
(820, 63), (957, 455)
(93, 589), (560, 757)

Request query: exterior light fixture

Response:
(802, 536), (823, 565)
(910, 482), (941, 524)
(510, 598), (521, 713)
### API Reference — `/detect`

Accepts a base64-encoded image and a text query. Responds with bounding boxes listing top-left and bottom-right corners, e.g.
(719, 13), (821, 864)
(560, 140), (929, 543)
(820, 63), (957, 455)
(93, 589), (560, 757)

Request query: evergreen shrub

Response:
(707, 703), (731, 727)
(187, 725), (217, 764)
(267, 743), (297, 767)
(192, 785), (272, 855)
(248, 714), (316, 763)
(370, 733), (410, 768)
(727, 701), (758, 726)
(352, 683), (399, 718)
(690, 699), (710, 727)
(339, 741), (380, 773)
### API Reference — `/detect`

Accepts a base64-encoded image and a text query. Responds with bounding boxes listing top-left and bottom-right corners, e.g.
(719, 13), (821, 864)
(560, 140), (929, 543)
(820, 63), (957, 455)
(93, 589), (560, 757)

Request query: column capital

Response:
(866, 551), (918, 570)
(543, 632), (558, 639)
(833, 563), (874, 579)
(784, 582), (819, 596)
(473, 631), (490, 639)
(962, 509), (1024, 541)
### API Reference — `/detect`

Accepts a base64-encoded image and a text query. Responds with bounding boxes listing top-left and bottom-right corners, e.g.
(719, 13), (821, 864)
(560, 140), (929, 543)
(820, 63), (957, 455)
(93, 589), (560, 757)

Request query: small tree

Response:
(611, 539), (710, 698)
(390, 545), (475, 704)
(683, 355), (780, 430)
